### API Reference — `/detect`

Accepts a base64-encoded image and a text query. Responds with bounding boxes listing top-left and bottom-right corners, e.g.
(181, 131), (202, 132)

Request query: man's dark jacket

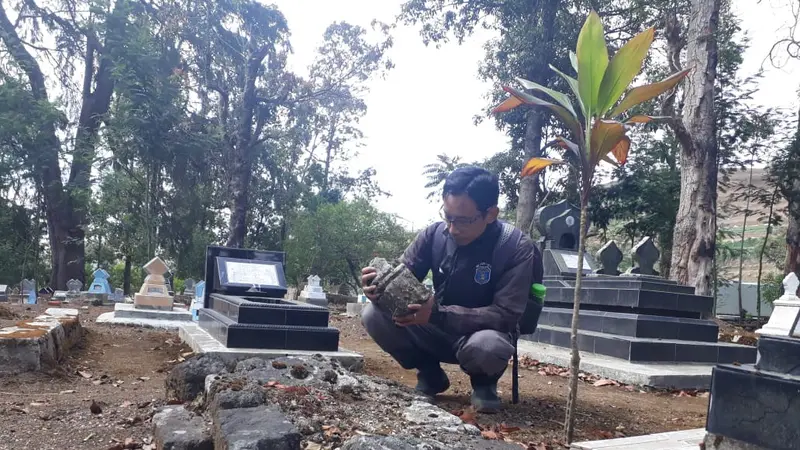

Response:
(401, 220), (543, 336)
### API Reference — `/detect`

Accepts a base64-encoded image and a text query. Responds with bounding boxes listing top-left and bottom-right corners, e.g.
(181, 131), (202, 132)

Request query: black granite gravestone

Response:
(198, 246), (340, 352)
(537, 201), (597, 278)
(522, 202), (756, 365)
(705, 275), (800, 450)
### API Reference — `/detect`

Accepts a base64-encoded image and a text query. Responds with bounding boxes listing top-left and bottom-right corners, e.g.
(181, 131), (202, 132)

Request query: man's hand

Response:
(361, 267), (379, 301)
(394, 296), (435, 327)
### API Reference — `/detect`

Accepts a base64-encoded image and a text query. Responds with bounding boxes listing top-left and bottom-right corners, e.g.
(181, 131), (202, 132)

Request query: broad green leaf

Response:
(550, 64), (586, 119)
(521, 157), (564, 178)
(611, 135), (631, 165)
(610, 69), (691, 118)
(576, 11), (609, 118)
(503, 86), (584, 141)
(589, 119), (626, 167)
(569, 51), (579, 73)
(492, 96), (524, 114)
(597, 28), (655, 116)
(516, 77), (576, 117)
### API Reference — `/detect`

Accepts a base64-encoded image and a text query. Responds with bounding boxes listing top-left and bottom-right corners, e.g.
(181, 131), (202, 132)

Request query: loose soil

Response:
(0, 304), (710, 449)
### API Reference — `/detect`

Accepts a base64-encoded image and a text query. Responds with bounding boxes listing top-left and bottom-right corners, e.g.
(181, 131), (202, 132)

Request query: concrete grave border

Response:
(0, 308), (83, 374)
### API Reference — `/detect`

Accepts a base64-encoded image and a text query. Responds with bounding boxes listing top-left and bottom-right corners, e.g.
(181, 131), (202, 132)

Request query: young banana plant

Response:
(492, 11), (689, 444)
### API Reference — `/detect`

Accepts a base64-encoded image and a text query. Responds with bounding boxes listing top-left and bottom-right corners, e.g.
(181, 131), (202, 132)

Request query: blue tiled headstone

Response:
(21, 279), (36, 305)
(87, 269), (112, 295)
(191, 281), (206, 321)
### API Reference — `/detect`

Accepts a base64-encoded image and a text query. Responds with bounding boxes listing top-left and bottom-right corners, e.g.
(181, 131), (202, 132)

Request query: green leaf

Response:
(576, 11), (609, 118)
(503, 86), (584, 142)
(569, 51), (579, 73)
(516, 77), (576, 117)
(550, 64), (586, 119)
(589, 119), (626, 167)
(597, 28), (655, 117)
(609, 69), (691, 118)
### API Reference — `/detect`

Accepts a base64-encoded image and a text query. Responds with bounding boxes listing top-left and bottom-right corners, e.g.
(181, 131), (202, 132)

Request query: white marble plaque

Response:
(562, 254), (592, 270)
(226, 261), (279, 286)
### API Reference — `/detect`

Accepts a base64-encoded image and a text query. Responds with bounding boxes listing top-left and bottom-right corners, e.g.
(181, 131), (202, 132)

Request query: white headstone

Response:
(299, 274), (327, 304)
(756, 273), (800, 337)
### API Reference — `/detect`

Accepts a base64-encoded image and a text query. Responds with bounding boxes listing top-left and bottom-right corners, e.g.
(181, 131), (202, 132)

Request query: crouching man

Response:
(360, 167), (543, 412)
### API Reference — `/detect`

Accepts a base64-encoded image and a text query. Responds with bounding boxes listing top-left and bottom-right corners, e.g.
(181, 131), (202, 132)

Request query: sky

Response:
(272, 0), (800, 230)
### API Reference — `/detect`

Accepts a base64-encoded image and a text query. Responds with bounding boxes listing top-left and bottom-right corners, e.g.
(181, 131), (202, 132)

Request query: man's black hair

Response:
(442, 166), (500, 213)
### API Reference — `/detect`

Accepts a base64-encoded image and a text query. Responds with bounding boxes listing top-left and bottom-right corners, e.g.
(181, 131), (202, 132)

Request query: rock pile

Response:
(159, 354), (523, 449)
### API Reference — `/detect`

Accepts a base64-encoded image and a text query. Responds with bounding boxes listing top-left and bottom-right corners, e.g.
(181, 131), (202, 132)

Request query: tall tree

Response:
(0, 0), (137, 288)
(668, 0), (722, 295)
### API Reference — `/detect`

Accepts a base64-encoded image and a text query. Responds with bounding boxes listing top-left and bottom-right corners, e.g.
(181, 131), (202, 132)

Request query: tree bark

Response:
(785, 198), (800, 275)
(757, 187), (779, 318)
(737, 159), (755, 320)
(515, 1), (557, 235)
(225, 45), (271, 248)
(123, 254), (132, 295)
(669, 0), (721, 296)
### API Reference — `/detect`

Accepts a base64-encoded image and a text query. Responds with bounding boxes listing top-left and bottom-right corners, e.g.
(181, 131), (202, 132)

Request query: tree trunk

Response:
(757, 187), (779, 318)
(123, 254), (132, 295)
(564, 191), (588, 444)
(514, 1), (557, 235)
(737, 160), (755, 320)
(225, 44), (270, 248)
(785, 203), (800, 275)
(669, 0), (721, 296)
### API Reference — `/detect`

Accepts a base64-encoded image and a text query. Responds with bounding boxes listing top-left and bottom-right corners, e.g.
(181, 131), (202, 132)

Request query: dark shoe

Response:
(415, 365), (450, 397)
(470, 377), (501, 413)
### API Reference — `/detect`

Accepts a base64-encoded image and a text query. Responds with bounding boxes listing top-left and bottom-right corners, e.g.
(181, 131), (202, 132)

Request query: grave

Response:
(0, 308), (83, 374)
(179, 245), (361, 365)
(96, 257), (192, 329)
(66, 279), (82, 303)
(21, 279), (36, 304)
(0, 285), (7, 302)
(114, 287), (124, 302)
(298, 274), (328, 307)
(191, 281), (205, 321)
(184, 278), (196, 294)
(703, 273), (800, 450)
(518, 201), (756, 388)
(87, 268), (112, 303)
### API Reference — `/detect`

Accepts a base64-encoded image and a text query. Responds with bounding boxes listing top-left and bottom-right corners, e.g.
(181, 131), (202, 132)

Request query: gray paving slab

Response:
(113, 302), (192, 321)
(96, 311), (190, 330)
(571, 428), (706, 450)
(516, 340), (713, 389)
(178, 323), (363, 370)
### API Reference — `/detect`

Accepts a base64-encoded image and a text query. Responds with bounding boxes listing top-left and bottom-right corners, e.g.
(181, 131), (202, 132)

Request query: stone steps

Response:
(524, 324), (756, 364)
(538, 307), (719, 342)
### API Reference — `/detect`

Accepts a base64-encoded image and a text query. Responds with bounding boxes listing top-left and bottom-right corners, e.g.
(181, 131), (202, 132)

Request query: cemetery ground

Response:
(0, 304), (712, 450)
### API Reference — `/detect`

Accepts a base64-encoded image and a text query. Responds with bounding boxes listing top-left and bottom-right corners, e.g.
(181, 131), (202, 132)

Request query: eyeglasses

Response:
(439, 207), (484, 228)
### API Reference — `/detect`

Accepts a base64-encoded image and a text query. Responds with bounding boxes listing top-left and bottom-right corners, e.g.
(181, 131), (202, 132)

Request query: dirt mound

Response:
(0, 304), (18, 320)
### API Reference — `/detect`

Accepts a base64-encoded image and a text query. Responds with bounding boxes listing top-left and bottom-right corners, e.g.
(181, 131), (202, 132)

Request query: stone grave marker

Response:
(536, 202), (596, 278)
(67, 279), (83, 293)
(594, 240), (623, 276)
(184, 278), (196, 294)
(0, 285), (7, 302)
(626, 237), (660, 276)
(134, 257), (173, 310)
(755, 272), (800, 337)
(114, 288), (124, 302)
(88, 269), (112, 294)
(299, 274), (328, 307)
(21, 279), (36, 304)
(190, 281), (206, 321)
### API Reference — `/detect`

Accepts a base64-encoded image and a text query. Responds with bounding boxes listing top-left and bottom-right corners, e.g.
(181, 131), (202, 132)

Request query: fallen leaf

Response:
(120, 401), (133, 408)
(592, 379), (617, 387)
(481, 430), (501, 440)
(265, 381), (279, 388)
(698, 392), (710, 398)
(29, 402), (44, 407)
(60, 390), (76, 395)
(84, 432), (96, 442)
(139, 376), (150, 381)
(78, 371), (93, 379)
(499, 424), (520, 433)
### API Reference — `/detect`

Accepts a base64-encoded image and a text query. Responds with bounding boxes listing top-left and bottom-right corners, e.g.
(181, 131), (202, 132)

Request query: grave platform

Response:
(517, 340), (715, 389)
(179, 323), (362, 370)
(0, 308), (83, 374)
(571, 428), (705, 450)
(96, 303), (192, 329)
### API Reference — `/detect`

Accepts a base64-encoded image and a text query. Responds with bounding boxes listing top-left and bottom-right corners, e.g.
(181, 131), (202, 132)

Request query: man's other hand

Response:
(361, 267), (379, 301)
(394, 296), (434, 327)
